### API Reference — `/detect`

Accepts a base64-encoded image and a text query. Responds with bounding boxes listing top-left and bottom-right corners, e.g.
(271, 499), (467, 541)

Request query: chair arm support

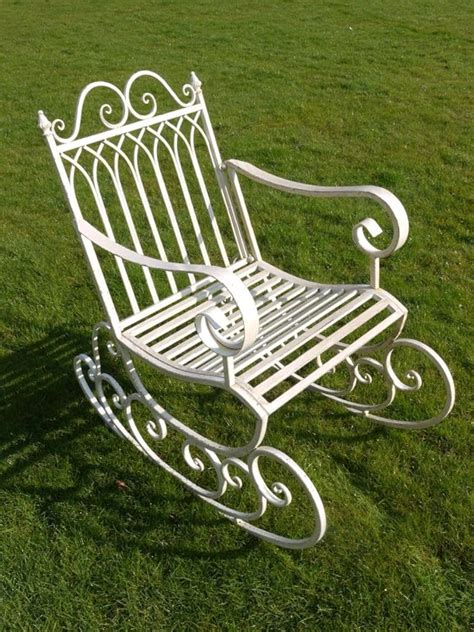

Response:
(74, 218), (259, 358)
(225, 159), (410, 259)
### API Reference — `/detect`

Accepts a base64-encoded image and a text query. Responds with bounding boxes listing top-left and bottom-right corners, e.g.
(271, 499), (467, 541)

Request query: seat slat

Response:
(170, 275), (290, 365)
(120, 258), (250, 330)
(254, 298), (391, 395)
(148, 269), (272, 353)
(199, 286), (336, 374)
(136, 276), (252, 346)
(126, 261), (257, 338)
(266, 311), (402, 411)
(179, 286), (348, 373)
(230, 288), (345, 375)
(239, 290), (371, 383)
(166, 271), (284, 364)
(193, 281), (312, 371)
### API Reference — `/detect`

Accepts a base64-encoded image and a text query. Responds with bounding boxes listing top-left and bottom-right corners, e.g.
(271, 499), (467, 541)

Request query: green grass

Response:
(1, 0), (473, 629)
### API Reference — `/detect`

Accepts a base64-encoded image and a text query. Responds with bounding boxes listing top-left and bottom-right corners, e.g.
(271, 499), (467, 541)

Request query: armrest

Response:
(75, 217), (259, 358)
(225, 159), (409, 259)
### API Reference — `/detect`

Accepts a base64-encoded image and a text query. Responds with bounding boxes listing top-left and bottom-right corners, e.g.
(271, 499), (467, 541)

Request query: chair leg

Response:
(74, 322), (327, 549)
(305, 338), (455, 429)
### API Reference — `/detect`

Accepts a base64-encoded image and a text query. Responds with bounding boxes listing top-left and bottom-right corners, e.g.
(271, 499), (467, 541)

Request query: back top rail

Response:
(55, 104), (203, 154)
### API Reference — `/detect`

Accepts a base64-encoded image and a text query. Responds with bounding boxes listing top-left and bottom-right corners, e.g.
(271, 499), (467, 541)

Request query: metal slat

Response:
(168, 115), (231, 267)
(228, 289), (342, 375)
(238, 290), (368, 382)
(266, 311), (402, 411)
(64, 149), (141, 314)
(147, 126), (211, 267)
(81, 139), (159, 307)
(133, 266), (259, 343)
(128, 128), (179, 294)
(106, 136), (161, 304)
(157, 269), (273, 360)
(196, 284), (325, 373)
(140, 266), (265, 348)
(182, 285), (343, 372)
(254, 298), (391, 396)
(149, 125), (196, 285)
(173, 275), (290, 366)
(194, 281), (309, 371)
(124, 260), (255, 336)
(120, 258), (249, 330)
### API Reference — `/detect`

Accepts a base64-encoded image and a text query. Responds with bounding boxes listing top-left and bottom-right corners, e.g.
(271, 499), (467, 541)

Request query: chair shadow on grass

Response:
(0, 327), (388, 558)
(0, 328), (262, 559)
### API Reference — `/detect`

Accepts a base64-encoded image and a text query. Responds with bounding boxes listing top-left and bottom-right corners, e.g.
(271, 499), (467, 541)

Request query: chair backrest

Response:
(39, 71), (255, 326)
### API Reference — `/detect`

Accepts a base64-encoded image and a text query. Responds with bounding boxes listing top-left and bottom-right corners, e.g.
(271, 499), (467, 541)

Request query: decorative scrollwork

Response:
(74, 322), (326, 549)
(306, 338), (455, 428)
(41, 71), (200, 144)
(351, 187), (409, 259)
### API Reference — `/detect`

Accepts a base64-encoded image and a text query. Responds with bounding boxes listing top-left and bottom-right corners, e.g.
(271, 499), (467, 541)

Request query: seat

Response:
(39, 69), (455, 549)
(120, 260), (406, 414)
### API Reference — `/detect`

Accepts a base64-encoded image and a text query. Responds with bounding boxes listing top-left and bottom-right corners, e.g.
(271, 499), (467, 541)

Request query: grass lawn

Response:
(1, 0), (472, 629)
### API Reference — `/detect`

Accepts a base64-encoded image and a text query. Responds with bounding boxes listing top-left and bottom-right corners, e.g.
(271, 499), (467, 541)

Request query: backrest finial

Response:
(38, 110), (52, 136)
(190, 71), (202, 93)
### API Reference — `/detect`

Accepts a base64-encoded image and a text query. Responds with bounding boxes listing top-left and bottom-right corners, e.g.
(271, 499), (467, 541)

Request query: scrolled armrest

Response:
(194, 282), (259, 358)
(75, 218), (259, 357)
(225, 159), (410, 259)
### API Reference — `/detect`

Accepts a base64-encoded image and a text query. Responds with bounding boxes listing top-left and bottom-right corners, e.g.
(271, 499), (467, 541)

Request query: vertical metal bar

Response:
(370, 257), (380, 289)
(149, 127), (196, 285)
(75, 143), (153, 311)
(226, 167), (262, 261)
(190, 73), (248, 260)
(174, 114), (231, 266)
(170, 123), (212, 265)
(71, 148), (140, 313)
(108, 136), (160, 304)
(128, 130), (179, 294)
(223, 356), (235, 386)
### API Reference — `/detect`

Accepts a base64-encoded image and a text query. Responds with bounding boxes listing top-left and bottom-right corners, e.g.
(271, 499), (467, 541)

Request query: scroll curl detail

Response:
(49, 71), (198, 143)
(73, 322), (326, 549)
(351, 188), (410, 259)
(307, 338), (455, 428)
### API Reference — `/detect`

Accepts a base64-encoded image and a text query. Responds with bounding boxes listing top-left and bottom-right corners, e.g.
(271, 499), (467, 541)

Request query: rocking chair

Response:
(38, 70), (455, 548)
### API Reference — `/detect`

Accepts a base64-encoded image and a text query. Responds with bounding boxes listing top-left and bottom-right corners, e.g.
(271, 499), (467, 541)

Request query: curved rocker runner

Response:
(39, 69), (455, 549)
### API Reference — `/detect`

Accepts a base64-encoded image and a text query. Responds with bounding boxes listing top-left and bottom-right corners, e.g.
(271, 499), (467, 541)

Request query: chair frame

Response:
(39, 70), (455, 549)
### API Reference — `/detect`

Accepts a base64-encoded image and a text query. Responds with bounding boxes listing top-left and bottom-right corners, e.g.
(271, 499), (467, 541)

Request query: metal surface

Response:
(39, 70), (455, 548)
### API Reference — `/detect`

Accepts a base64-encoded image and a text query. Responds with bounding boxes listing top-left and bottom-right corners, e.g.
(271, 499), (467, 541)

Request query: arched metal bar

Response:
(81, 140), (157, 307)
(148, 123), (196, 284)
(147, 123), (211, 266)
(63, 148), (140, 313)
(107, 134), (160, 303)
(165, 115), (230, 266)
(129, 127), (178, 294)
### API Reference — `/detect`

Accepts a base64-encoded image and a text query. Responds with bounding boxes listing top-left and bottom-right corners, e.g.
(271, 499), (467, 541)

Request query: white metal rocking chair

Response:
(39, 70), (455, 549)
